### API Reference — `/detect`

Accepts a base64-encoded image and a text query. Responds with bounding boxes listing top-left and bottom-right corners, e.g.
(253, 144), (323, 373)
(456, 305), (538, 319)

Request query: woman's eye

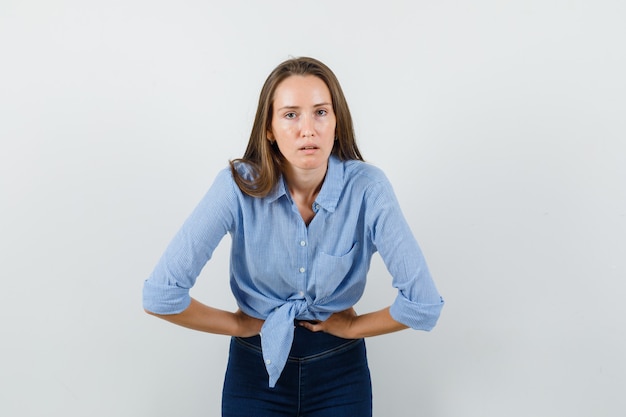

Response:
(316, 109), (328, 116)
(285, 112), (297, 119)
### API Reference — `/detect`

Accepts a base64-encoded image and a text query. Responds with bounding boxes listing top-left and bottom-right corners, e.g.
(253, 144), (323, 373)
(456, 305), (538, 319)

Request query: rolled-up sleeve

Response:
(390, 290), (444, 330)
(143, 279), (193, 314)
(142, 168), (237, 314)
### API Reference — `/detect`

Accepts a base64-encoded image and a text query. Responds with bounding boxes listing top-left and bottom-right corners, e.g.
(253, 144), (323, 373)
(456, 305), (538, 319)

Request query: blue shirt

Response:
(143, 155), (444, 387)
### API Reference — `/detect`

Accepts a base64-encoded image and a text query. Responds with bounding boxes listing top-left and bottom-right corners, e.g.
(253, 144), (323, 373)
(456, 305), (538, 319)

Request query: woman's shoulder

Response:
(343, 159), (389, 184)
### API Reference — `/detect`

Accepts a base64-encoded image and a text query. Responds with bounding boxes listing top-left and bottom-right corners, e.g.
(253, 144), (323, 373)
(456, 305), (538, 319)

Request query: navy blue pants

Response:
(222, 324), (372, 416)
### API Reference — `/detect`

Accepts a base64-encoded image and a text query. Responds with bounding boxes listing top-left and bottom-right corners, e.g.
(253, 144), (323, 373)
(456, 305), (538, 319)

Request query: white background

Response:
(1, 1), (625, 416)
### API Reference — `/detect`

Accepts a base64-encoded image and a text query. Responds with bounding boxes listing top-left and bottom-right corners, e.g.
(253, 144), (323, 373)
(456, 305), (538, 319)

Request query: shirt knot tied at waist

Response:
(260, 298), (329, 387)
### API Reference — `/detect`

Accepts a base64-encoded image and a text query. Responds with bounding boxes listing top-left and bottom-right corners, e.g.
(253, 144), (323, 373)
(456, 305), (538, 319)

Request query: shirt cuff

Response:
(142, 279), (192, 314)
(389, 291), (444, 331)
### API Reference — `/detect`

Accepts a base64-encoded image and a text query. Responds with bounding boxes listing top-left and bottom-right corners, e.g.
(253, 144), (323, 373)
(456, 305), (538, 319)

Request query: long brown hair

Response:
(230, 57), (363, 197)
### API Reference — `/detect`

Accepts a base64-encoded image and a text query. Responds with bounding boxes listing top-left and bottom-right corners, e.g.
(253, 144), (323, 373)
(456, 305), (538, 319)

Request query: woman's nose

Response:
(300, 115), (314, 137)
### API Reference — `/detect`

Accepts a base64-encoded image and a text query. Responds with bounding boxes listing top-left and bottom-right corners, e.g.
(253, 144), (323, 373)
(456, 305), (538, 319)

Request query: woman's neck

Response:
(283, 162), (327, 202)
(283, 162), (328, 225)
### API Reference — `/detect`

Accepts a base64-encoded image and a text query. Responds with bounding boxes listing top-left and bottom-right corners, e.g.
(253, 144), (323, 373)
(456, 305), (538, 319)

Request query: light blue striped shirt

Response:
(143, 155), (444, 387)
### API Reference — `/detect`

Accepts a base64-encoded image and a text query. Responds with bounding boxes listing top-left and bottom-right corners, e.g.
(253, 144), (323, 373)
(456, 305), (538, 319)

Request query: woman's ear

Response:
(267, 131), (274, 143)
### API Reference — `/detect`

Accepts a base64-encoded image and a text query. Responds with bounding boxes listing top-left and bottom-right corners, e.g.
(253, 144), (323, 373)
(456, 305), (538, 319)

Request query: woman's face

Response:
(268, 75), (336, 175)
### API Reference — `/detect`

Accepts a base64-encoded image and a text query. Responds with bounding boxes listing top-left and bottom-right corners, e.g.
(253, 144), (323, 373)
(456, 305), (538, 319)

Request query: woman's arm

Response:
(298, 307), (407, 339)
(145, 298), (264, 338)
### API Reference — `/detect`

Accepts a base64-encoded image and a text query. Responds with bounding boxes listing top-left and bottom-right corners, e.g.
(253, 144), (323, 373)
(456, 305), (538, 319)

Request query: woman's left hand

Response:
(298, 307), (358, 339)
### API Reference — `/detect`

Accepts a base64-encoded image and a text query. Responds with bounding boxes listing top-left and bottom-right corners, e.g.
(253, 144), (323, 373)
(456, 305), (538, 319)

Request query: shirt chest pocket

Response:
(311, 242), (358, 301)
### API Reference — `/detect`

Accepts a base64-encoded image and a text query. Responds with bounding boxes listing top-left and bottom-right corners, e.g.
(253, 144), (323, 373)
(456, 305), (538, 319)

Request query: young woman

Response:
(143, 56), (444, 416)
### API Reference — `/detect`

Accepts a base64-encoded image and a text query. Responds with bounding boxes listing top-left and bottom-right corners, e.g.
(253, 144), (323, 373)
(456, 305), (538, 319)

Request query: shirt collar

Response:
(266, 174), (287, 203)
(314, 155), (343, 213)
(265, 155), (344, 212)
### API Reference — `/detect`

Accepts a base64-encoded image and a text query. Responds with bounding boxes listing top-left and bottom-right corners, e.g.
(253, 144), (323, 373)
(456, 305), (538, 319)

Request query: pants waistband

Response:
(236, 321), (361, 360)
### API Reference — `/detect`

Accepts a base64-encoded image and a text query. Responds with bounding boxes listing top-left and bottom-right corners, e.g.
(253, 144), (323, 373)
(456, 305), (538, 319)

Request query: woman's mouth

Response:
(299, 144), (319, 153)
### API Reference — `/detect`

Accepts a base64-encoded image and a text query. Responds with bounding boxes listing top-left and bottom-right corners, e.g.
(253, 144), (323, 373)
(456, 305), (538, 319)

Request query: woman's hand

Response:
(298, 308), (358, 339)
(298, 306), (409, 339)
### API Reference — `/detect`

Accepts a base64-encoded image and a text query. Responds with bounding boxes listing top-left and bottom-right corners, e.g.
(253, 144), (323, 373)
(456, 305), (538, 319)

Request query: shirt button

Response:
(300, 240), (306, 246)
(299, 291), (304, 296)
(299, 267), (305, 273)
(265, 359), (271, 365)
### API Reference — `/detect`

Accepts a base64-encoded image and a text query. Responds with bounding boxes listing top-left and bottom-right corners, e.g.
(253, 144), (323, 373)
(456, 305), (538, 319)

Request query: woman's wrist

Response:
(234, 309), (264, 337)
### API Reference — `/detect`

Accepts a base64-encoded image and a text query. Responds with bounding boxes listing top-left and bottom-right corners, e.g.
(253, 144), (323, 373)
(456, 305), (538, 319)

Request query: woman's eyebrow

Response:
(276, 105), (300, 112)
(276, 102), (332, 112)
